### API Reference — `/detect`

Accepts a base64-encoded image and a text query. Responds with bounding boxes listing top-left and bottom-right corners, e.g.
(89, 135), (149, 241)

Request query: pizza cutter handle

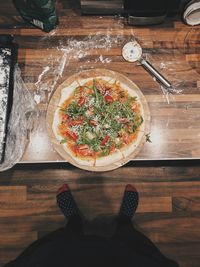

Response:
(139, 57), (173, 92)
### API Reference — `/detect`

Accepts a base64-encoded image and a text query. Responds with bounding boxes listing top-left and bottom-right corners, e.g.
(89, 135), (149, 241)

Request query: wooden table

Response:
(1, 5), (200, 267)
(0, 3), (200, 164)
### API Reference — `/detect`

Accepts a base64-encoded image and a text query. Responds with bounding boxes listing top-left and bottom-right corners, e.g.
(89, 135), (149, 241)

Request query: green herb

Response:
(59, 79), (144, 155)
(116, 142), (123, 149)
(60, 138), (67, 144)
(74, 86), (82, 94)
(102, 102), (116, 125)
(101, 148), (110, 156)
(93, 79), (100, 106)
(129, 96), (137, 102)
(145, 133), (152, 143)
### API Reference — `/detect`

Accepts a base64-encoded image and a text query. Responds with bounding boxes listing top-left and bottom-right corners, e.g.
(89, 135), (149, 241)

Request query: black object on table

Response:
(0, 35), (18, 163)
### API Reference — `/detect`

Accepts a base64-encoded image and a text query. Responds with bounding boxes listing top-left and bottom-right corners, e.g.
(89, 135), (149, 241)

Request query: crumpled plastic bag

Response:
(0, 65), (37, 172)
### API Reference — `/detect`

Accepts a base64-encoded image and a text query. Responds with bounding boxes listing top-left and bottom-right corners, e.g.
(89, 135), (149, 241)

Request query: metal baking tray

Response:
(0, 35), (18, 163)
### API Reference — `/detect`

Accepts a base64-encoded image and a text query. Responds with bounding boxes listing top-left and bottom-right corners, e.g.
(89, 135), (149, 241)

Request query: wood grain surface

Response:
(0, 1), (200, 267)
(1, 1), (200, 163)
(0, 162), (200, 267)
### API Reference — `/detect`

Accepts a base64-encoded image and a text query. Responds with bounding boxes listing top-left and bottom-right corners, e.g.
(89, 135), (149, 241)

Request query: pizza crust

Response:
(52, 108), (62, 141)
(60, 80), (79, 101)
(63, 143), (95, 167)
(53, 77), (144, 167)
(120, 130), (144, 159)
(48, 70), (150, 171)
(94, 149), (123, 167)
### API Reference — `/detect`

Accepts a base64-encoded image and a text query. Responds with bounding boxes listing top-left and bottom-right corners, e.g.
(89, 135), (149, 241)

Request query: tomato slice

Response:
(131, 104), (137, 111)
(109, 143), (116, 153)
(86, 107), (94, 116)
(104, 95), (114, 103)
(74, 144), (93, 156)
(78, 86), (85, 94)
(78, 144), (89, 150)
(118, 118), (129, 123)
(65, 130), (78, 141)
(100, 135), (110, 146)
(86, 88), (94, 94)
(68, 119), (83, 126)
(119, 97), (126, 103)
(58, 123), (68, 136)
(61, 114), (69, 122)
(122, 133), (131, 145)
(78, 97), (85, 106)
(89, 120), (98, 126)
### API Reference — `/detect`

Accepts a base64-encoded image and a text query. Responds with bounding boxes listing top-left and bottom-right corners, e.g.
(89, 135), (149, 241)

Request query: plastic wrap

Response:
(0, 65), (37, 171)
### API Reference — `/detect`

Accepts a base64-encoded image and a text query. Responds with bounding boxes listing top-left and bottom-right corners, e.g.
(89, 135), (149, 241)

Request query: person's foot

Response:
(119, 184), (139, 219)
(57, 184), (80, 219)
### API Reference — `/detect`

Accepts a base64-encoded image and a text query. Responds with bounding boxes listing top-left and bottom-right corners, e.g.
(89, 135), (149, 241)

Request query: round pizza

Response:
(51, 72), (148, 170)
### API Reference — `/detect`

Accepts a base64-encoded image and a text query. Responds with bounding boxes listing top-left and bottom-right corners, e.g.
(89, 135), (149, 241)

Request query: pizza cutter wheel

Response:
(122, 41), (173, 93)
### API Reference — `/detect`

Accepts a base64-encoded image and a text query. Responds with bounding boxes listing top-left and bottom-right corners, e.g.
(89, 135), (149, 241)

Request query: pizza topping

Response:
(104, 94), (114, 103)
(86, 107), (94, 117)
(131, 103), (137, 111)
(100, 135), (110, 146)
(109, 143), (116, 153)
(117, 118), (129, 124)
(89, 119), (98, 127)
(61, 114), (69, 121)
(95, 80), (107, 95)
(65, 130), (78, 141)
(74, 144), (93, 157)
(122, 133), (131, 144)
(60, 138), (67, 144)
(68, 119), (84, 126)
(58, 78), (143, 158)
(77, 97), (85, 106)
(103, 124), (110, 129)
(86, 131), (95, 140)
(78, 144), (90, 150)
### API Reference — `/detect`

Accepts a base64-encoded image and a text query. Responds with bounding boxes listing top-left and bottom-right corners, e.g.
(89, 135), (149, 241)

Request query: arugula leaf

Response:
(59, 79), (144, 155)
(145, 133), (152, 143)
(93, 79), (100, 106)
(60, 138), (67, 144)
(101, 102), (116, 125)
(101, 148), (110, 156)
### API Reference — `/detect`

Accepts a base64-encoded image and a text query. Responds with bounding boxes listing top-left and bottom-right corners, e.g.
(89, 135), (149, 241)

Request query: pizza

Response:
(52, 75), (146, 168)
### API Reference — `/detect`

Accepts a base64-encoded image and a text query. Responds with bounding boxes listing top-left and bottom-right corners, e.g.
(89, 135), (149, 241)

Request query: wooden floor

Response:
(0, 162), (199, 267)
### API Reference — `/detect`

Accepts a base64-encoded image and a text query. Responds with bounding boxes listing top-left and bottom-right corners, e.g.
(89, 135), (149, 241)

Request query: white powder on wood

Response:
(34, 32), (129, 104)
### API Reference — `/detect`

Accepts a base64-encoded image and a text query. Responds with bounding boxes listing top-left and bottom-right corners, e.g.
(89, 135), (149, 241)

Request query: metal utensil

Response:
(122, 41), (173, 92)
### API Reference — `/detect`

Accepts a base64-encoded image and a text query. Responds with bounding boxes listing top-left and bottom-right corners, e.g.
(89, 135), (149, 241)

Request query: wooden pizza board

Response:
(46, 68), (150, 172)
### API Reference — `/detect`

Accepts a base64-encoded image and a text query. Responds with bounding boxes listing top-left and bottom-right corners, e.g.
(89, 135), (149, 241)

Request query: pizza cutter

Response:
(122, 41), (173, 92)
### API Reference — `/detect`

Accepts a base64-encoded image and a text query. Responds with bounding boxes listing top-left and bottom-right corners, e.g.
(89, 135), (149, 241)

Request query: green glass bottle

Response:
(13, 0), (58, 32)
